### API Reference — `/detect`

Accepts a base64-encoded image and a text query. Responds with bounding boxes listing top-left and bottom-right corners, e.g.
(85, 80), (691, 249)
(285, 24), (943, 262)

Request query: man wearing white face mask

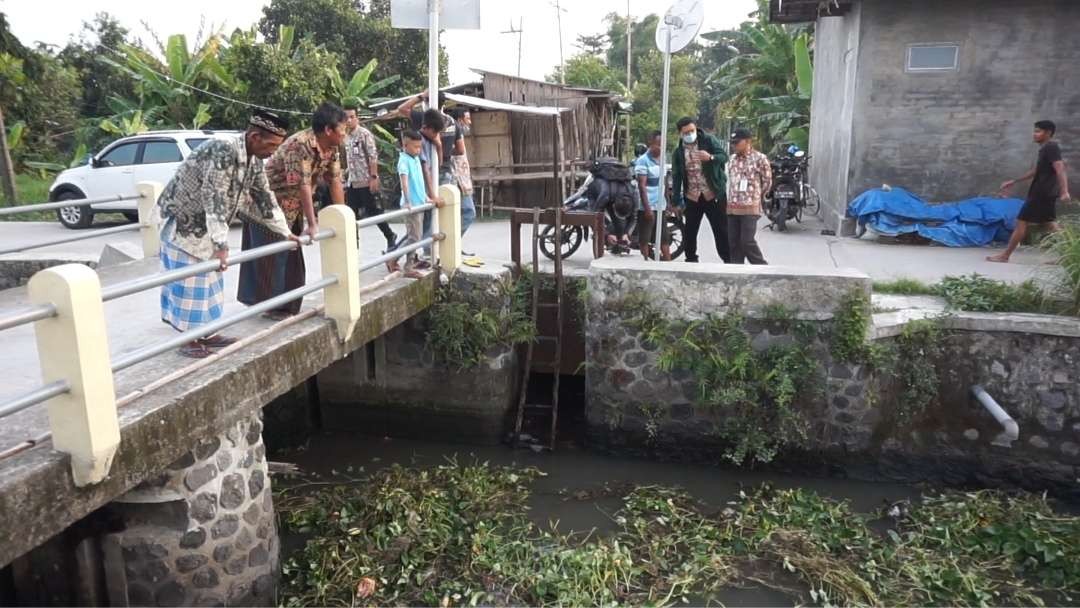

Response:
(671, 117), (730, 263)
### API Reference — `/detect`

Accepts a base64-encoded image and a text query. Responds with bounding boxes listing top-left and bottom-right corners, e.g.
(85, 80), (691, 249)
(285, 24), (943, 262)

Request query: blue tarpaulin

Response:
(846, 187), (1022, 247)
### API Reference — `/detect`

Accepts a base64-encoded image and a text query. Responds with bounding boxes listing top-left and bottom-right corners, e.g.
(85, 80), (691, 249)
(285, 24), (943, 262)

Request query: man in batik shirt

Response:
(238, 102), (347, 320)
(157, 110), (297, 358)
(725, 128), (770, 265)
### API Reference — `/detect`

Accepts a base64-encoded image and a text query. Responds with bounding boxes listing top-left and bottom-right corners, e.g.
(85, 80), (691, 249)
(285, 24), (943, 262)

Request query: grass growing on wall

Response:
(425, 279), (535, 370)
(278, 463), (1080, 607)
(629, 300), (821, 465)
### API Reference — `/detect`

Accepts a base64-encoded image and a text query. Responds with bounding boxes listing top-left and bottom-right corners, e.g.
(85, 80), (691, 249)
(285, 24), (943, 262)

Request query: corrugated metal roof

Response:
(442, 93), (569, 116)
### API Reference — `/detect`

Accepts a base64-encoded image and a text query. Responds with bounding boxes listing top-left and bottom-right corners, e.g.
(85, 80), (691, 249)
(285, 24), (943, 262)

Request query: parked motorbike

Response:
(539, 158), (684, 260)
(764, 145), (821, 231)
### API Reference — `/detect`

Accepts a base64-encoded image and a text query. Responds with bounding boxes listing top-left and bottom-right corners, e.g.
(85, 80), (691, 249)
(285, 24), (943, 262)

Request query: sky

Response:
(2, 0), (757, 85)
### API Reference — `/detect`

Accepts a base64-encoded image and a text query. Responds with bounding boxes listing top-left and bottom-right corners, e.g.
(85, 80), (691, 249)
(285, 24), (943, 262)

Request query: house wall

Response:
(847, 0), (1080, 204)
(808, 3), (862, 233)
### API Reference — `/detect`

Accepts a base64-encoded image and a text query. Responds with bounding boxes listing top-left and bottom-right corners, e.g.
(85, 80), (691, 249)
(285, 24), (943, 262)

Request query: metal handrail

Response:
(359, 235), (440, 273)
(357, 203), (434, 228)
(0, 223), (141, 256)
(110, 276), (338, 373)
(0, 198), (440, 419)
(0, 194), (139, 216)
(0, 380), (70, 419)
(0, 304), (57, 332)
(101, 229), (335, 302)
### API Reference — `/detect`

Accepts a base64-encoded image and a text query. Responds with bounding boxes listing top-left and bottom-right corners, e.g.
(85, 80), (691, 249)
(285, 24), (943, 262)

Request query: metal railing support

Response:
(437, 184), (461, 275)
(136, 181), (162, 258)
(319, 205), (361, 341)
(28, 264), (119, 486)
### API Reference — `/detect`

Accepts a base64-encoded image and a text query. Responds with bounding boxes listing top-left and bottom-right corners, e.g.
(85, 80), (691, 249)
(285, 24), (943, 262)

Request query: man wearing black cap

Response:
(671, 117), (730, 262)
(725, 128), (770, 265)
(157, 110), (298, 358)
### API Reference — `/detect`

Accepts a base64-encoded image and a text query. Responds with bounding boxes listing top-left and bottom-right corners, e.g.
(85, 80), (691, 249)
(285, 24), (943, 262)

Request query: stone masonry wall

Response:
(319, 265), (520, 445)
(585, 258), (1080, 497)
(585, 258), (869, 454)
(101, 412), (277, 606)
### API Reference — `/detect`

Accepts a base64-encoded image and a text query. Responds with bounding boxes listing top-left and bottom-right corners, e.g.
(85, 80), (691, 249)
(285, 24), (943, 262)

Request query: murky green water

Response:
(275, 433), (918, 606)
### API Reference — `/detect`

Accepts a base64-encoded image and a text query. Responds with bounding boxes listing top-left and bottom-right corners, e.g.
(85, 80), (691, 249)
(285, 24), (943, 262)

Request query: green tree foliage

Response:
(604, 13), (660, 85)
(547, 55), (624, 93)
(56, 14), (138, 123)
(258, 0), (446, 97)
(212, 26), (341, 129)
(0, 15), (81, 166)
(629, 51), (698, 147)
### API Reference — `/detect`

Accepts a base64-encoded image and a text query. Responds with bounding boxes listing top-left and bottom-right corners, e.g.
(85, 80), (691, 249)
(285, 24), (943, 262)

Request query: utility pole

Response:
(625, 1), (633, 159)
(501, 17), (523, 77)
(551, 1), (567, 83)
(0, 105), (17, 205)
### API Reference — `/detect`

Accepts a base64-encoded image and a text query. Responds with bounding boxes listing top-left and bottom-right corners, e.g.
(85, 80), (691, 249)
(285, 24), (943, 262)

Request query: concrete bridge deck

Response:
(0, 244), (436, 567)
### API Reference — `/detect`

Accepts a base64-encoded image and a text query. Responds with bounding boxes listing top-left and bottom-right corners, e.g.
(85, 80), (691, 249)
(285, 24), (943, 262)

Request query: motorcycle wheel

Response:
(667, 214), (685, 260)
(539, 225), (584, 260)
(795, 204), (803, 223)
(776, 199), (789, 232)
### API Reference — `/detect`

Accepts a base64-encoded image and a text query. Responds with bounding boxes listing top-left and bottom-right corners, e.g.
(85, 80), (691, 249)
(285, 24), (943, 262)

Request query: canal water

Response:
(275, 432), (918, 606)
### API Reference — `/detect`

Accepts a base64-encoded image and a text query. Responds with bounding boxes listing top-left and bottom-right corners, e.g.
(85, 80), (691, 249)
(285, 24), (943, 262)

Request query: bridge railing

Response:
(0, 180), (461, 486)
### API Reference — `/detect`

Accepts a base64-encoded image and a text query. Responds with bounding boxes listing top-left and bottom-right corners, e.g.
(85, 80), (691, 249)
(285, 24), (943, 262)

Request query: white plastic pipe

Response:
(971, 385), (1018, 448)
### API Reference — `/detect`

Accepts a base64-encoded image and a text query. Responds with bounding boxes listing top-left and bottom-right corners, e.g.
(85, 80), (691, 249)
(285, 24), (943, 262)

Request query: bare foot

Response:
(404, 269), (425, 279)
(986, 253), (1010, 263)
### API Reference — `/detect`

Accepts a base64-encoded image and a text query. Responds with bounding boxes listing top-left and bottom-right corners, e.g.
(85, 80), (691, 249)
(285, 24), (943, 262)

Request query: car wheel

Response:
(55, 191), (93, 229)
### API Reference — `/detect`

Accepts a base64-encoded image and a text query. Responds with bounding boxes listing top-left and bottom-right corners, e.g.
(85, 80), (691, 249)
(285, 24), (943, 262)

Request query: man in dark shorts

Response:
(988, 120), (1071, 263)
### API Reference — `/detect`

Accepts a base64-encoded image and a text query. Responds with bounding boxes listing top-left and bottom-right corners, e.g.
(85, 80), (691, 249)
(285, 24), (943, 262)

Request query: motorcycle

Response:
(764, 145), (821, 232)
(539, 158), (684, 260)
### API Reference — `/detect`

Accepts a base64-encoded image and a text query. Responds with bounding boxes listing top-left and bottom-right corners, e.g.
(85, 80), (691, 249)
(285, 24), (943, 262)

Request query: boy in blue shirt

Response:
(387, 131), (442, 277)
(634, 131), (671, 260)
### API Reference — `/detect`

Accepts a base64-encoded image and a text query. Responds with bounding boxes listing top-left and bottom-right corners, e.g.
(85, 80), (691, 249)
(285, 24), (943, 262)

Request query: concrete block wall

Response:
(811, 0), (1080, 230)
(851, 0), (1080, 201)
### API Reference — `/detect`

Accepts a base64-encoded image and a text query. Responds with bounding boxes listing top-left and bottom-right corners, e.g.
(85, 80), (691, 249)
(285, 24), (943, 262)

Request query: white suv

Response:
(49, 130), (242, 229)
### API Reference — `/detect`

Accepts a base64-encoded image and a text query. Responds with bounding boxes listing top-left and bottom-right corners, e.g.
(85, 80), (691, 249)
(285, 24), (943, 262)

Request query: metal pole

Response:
(428, 0), (441, 266)
(555, 0), (566, 84)
(655, 27), (672, 260)
(517, 17), (523, 77)
(625, 2), (632, 160)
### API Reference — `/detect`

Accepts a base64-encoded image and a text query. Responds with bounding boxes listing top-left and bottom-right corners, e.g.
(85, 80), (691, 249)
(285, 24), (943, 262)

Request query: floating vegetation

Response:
(277, 463), (1080, 607)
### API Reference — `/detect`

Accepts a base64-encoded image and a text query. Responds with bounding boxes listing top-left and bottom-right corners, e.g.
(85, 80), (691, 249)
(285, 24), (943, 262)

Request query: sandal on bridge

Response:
(198, 334), (238, 348)
(178, 343), (213, 359)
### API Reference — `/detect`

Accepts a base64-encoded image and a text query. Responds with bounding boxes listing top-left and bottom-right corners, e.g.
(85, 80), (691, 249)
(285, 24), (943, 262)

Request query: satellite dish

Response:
(654, 0), (705, 53)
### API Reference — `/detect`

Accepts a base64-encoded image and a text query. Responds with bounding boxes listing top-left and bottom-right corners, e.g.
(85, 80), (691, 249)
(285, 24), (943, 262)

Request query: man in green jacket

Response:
(671, 117), (730, 263)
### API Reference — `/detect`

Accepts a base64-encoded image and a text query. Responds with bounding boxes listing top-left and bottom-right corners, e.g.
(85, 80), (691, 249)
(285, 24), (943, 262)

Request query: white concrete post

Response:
(28, 264), (120, 487)
(318, 204), (361, 341)
(437, 184), (461, 275)
(136, 181), (163, 258)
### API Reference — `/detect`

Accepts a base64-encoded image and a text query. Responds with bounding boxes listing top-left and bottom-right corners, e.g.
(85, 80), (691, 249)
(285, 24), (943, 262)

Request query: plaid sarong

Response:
(160, 239), (224, 332)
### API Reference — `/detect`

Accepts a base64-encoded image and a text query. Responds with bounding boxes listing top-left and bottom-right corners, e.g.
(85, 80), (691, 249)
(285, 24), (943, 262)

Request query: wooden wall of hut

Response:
(480, 73), (620, 207)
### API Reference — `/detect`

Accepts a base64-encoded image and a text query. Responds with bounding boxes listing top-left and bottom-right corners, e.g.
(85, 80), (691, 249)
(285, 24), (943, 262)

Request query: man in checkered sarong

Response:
(157, 110), (300, 358)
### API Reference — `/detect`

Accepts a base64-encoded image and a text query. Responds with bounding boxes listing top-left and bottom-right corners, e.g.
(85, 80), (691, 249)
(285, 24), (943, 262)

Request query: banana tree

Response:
(331, 58), (400, 111)
(100, 33), (235, 130)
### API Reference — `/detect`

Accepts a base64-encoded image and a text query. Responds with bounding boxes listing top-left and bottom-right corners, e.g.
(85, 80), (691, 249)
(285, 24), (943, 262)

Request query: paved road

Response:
(0, 214), (1058, 283)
